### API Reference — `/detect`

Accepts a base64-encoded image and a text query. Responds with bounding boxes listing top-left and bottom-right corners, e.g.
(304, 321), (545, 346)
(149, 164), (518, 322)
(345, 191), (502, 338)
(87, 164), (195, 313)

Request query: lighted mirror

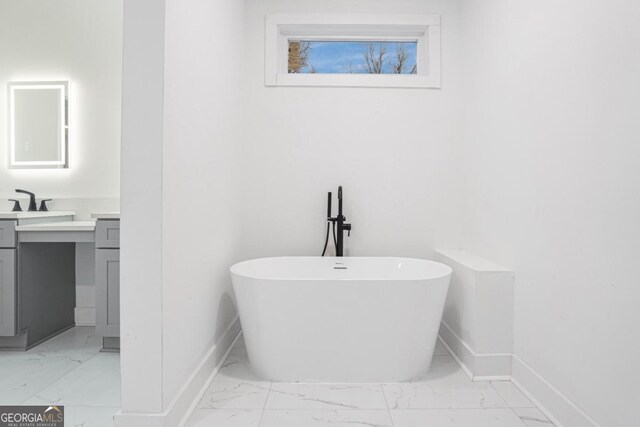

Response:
(8, 81), (69, 168)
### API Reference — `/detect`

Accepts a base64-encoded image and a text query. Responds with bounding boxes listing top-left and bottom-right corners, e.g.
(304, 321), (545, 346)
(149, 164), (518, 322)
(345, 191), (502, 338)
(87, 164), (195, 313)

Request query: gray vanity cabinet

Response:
(0, 220), (16, 337)
(0, 220), (17, 248)
(0, 249), (16, 337)
(95, 219), (120, 348)
(0, 213), (77, 349)
(95, 220), (120, 248)
(96, 249), (119, 336)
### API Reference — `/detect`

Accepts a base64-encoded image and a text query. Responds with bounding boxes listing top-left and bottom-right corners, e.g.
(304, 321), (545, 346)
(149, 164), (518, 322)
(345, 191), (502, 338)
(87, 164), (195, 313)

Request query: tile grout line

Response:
(506, 405), (555, 426)
(488, 381), (554, 426)
(196, 345), (540, 425)
(253, 328), (271, 427)
(488, 381), (513, 409)
(487, 382), (533, 427)
(380, 383), (395, 427)
(257, 381), (273, 427)
(26, 351), (109, 405)
(17, 337), (103, 405)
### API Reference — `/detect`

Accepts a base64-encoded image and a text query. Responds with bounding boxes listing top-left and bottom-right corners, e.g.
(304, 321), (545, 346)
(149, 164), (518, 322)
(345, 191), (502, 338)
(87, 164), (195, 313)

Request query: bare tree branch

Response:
(364, 43), (388, 74)
(346, 60), (356, 74)
(299, 41), (311, 70)
(393, 44), (409, 74)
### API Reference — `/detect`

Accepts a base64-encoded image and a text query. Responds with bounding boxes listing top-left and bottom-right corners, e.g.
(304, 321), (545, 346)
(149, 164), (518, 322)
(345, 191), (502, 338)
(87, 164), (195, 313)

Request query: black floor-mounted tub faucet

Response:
(322, 186), (352, 257)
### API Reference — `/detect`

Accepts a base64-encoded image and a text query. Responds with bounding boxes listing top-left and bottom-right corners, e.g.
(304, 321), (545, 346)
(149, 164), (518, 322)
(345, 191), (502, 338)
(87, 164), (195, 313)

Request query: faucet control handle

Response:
(344, 223), (352, 237)
(8, 199), (22, 212)
(38, 199), (52, 212)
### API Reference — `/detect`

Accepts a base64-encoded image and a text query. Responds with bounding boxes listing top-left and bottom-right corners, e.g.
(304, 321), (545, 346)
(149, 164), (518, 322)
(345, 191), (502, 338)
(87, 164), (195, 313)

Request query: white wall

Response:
(120, 0), (640, 425)
(119, 0), (461, 421)
(118, 0), (246, 422)
(119, 0), (165, 416)
(460, 1), (640, 426)
(0, 0), (122, 218)
(241, 0), (465, 260)
(0, 0), (122, 326)
(161, 0), (245, 409)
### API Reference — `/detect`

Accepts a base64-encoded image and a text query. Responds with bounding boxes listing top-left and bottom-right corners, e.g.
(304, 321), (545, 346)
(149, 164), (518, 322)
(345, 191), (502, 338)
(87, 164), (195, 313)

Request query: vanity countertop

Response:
(15, 220), (96, 232)
(91, 212), (120, 220)
(0, 211), (76, 220)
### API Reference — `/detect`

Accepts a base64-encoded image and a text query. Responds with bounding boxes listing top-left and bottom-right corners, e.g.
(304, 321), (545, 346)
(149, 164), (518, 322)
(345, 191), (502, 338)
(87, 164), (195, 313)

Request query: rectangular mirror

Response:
(8, 81), (69, 168)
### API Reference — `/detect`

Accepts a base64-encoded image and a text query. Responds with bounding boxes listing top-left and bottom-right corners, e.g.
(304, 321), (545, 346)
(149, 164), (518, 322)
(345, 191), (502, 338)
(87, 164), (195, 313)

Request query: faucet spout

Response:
(15, 189), (38, 212)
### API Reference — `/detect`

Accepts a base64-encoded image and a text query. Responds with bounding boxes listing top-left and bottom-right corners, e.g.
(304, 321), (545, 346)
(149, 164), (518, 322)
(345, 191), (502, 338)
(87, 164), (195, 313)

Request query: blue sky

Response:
(297, 41), (417, 74)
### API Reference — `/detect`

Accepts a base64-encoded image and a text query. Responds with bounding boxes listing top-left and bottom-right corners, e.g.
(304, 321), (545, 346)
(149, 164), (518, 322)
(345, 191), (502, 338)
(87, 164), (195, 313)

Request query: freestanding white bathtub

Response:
(230, 256), (452, 382)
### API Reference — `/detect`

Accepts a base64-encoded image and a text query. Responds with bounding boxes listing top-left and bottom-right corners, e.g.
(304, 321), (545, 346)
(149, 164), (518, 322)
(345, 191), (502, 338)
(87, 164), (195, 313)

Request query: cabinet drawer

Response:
(0, 221), (17, 248)
(95, 220), (120, 248)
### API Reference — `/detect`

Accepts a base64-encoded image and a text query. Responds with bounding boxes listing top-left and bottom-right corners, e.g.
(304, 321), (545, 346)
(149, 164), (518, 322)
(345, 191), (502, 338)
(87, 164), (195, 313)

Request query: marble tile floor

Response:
(0, 326), (119, 427)
(188, 335), (555, 427)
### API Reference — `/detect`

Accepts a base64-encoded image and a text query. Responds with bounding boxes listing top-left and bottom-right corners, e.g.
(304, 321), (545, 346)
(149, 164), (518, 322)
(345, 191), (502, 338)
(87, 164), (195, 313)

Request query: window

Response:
(266, 14), (441, 88)
(288, 41), (418, 74)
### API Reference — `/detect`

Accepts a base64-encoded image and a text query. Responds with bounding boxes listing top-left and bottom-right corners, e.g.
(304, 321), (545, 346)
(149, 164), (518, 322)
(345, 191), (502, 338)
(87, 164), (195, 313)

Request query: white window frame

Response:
(265, 14), (441, 89)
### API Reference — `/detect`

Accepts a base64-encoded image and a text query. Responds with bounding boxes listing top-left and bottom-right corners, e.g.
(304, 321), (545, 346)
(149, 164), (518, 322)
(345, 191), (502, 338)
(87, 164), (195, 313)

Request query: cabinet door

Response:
(0, 249), (16, 336)
(96, 249), (120, 337)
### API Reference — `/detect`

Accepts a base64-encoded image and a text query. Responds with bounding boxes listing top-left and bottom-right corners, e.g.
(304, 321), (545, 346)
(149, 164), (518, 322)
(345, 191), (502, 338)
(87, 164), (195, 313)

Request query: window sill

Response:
(273, 73), (440, 89)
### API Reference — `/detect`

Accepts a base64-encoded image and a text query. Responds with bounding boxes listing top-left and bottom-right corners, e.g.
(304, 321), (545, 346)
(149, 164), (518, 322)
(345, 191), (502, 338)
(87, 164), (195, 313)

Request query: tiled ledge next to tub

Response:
(0, 211), (120, 351)
(433, 249), (515, 380)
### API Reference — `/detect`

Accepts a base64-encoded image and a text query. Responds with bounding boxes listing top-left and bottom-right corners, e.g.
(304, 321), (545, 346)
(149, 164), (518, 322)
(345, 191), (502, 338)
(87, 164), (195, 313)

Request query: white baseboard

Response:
(441, 320), (602, 427)
(511, 355), (601, 427)
(437, 333), (474, 379)
(74, 307), (95, 326)
(440, 323), (602, 427)
(114, 316), (241, 427)
(439, 321), (512, 379)
(177, 326), (243, 427)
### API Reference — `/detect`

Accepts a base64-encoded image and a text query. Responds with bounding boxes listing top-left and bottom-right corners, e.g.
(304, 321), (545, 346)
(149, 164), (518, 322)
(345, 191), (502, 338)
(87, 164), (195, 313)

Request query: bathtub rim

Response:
(230, 256), (453, 282)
